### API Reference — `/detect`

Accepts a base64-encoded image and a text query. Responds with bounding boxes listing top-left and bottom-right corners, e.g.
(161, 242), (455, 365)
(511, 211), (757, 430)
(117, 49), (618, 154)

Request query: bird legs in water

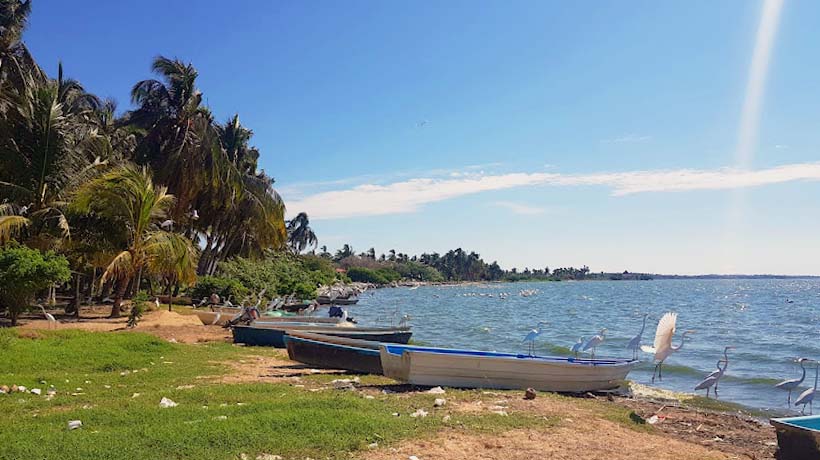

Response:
(652, 362), (664, 383)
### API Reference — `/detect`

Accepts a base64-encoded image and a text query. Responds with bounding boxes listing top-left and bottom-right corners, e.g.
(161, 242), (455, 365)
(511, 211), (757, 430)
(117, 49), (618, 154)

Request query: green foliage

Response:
(346, 266), (401, 285)
(0, 243), (70, 325)
(392, 260), (444, 282)
(191, 276), (249, 302)
(217, 252), (334, 300)
(127, 302), (144, 328)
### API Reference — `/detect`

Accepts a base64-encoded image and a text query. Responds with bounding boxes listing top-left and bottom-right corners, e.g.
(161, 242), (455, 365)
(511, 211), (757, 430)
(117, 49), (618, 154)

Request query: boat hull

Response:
(233, 325), (412, 348)
(771, 416), (820, 460)
(317, 296), (359, 305)
(195, 309), (238, 326)
(380, 345), (637, 392)
(284, 332), (383, 374)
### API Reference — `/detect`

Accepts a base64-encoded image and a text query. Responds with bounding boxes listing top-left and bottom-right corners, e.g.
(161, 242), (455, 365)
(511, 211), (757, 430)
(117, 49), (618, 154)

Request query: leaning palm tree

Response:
(287, 212), (318, 254)
(72, 165), (198, 317)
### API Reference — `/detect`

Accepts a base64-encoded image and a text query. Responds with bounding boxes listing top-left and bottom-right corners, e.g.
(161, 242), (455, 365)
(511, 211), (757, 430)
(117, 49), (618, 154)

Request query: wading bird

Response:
(775, 358), (810, 405)
(154, 298), (161, 309)
(583, 328), (607, 359)
(694, 360), (725, 398)
(627, 313), (649, 360)
(39, 305), (56, 329)
(641, 312), (695, 383)
(571, 337), (585, 358)
(794, 362), (819, 415)
(522, 322), (548, 356)
(703, 346), (734, 394)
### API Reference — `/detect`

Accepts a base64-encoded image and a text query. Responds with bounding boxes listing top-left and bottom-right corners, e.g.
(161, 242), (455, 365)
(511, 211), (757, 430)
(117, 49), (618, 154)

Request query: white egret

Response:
(694, 360), (725, 398)
(154, 298), (161, 309)
(570, 337), (584, 358)
(640, 312), (695, 383)
(159, 219), (174, 230)
(775, 358), (809, 405)
(190, 209), (199, 220)
(583, 328), (607, 359)
(626, 314), (649, 360)
(38, 305), (56, 329)
(522, 322), (548, 356)
(794, 362), (819, 415)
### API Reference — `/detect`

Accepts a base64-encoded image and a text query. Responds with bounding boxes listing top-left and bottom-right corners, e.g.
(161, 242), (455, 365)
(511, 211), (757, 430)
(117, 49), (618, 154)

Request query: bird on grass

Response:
(38, 305), (57, 329)
(775, 358), (810, 406)
(641, 312), (695, 383)
(794, 361), (819, 415)
(583, 328), (607, 359)
(626, 313), (649, 360)
(522, 322), (548, 356)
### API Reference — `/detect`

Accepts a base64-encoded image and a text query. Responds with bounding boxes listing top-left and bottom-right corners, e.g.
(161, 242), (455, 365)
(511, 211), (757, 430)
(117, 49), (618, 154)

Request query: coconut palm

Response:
(0, 0), (42, 93)
(287, 212), (317, 254)
(72, 165), (198, 317)
(0, 64), (109, 247)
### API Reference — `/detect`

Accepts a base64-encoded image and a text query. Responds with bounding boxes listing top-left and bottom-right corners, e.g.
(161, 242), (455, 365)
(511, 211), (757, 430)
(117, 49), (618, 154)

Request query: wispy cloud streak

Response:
(288, 162), (820, 220)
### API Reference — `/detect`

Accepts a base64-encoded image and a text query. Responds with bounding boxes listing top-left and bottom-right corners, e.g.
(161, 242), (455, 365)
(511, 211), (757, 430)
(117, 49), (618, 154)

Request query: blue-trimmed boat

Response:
(232, 324), (411, 348)
(283, 331), (383, 374)
(380, 344), (637, 392)
(771, 415), (820, 460)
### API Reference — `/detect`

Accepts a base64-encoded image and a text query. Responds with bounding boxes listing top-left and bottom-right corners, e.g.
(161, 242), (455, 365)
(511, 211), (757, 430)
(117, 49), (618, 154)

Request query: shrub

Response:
(0, 243), (71, 326)
(191, 276), (249, 302)
(346, 266), (401, 284)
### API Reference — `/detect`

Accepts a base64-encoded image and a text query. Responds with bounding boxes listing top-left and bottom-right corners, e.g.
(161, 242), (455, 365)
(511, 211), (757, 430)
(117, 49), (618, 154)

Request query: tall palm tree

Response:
(287, 212), (317, 254)
(72, 165), (198, 317)
(0, 64), (109, 247)
(0, 0), (42, 92)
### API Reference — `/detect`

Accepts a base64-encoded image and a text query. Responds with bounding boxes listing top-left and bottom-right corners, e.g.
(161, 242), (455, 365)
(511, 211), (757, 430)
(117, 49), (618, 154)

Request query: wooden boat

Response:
(316, 295), (359, 305)
(379, 344), (638, 392)
(232, 324), (412, 348)
(771, 415), (820, 460)
(283, 331), (383, 374)
(195, 308), (338, 326)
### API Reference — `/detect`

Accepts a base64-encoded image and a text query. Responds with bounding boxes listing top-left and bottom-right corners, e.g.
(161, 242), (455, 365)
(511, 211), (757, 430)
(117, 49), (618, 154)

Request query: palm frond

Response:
(0, 214), (30, 243)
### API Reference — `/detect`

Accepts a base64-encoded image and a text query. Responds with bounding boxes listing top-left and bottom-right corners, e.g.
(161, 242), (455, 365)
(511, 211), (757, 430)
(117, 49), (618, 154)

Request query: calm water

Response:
(345, 279), (820, 413)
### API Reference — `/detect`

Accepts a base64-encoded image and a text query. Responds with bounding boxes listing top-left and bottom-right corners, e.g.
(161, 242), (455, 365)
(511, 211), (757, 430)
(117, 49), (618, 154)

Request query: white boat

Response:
(379, 344), (637, 392)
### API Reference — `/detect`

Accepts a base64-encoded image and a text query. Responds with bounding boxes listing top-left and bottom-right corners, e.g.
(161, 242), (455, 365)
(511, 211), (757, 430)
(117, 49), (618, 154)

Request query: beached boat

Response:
(283, 331), (383, 374)
(316, 295), (359, 305)
(232, 324), (411, 348)
(195, 308), (339, 326)
(771, 415), (820, 460)
(379, 344), (637, 392)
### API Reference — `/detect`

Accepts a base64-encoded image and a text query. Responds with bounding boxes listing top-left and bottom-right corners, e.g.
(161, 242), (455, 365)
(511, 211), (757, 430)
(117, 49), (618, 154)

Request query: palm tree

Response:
(287, 212), (317, 253)
(72, 165), (198, 317)
(0, 0), (42, 92)
(0, 64), (109, 247)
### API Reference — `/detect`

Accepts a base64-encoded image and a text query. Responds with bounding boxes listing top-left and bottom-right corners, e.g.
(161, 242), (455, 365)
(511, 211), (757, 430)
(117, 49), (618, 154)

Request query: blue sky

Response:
(27, 0), (820, 274)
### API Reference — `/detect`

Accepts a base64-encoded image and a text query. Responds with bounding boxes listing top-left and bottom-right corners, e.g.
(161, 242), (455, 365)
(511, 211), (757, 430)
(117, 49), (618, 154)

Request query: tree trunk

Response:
(111, 278), (129, 318)
(71, 273), (81, 319)
(10, 309), (18, 327)
(133, 266), (143, 298)
(88, 268), (96, 298)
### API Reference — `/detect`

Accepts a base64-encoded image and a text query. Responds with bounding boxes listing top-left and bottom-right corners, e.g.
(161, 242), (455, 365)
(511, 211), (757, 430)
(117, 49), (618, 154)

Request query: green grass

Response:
(0, 329), (551, 460)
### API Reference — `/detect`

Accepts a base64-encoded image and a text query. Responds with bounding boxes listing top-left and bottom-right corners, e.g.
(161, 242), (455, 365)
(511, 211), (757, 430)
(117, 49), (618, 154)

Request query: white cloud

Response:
(287, 162), (820, 220)
(492, 201), (545, 215)
(600, 134), (652, 144)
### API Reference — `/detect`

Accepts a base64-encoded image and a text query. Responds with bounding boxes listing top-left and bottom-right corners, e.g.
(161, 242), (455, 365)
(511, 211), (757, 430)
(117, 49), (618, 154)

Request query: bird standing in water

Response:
(522, 322), (548, 356)
(583, 328), (607, 359)
(641, 312), (695, 383)
(626, 313), (649, 360)
(776, 358), (810, 406)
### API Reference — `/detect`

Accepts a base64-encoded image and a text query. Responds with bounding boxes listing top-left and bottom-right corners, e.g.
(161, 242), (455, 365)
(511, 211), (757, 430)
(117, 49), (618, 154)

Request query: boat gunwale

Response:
(283, 334), (381, 356)
(382, 344), (637, 367)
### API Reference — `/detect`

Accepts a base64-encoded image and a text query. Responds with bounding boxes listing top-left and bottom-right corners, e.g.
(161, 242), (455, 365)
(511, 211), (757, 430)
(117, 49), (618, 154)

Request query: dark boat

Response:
(771, 415), (820, 460)
(283, 331), (383, 374)
(316, 295), (359, 305)
(232, 324), (411, 348)
(279, 302), (315, 312)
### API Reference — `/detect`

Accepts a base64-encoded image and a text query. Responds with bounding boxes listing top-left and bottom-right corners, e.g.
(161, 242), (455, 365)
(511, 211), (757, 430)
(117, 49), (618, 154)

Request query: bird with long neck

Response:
(704, 346), (734, 395)
(626, 313), (649, 360)
(522, 322), (548, 357)
(641, 312), (695, 383)
(794, 361), (819, 415)
(776, 358), (809, 405)
(694, 359), (725, 398)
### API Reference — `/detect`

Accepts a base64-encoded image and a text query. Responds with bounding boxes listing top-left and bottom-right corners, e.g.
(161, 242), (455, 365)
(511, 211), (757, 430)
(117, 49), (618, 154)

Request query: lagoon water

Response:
(348, 279), (820, 413)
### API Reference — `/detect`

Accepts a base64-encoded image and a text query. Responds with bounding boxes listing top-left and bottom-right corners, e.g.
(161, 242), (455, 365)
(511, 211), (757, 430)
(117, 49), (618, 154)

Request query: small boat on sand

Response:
(232, 324), (412, 348)
(380, 344), (637, 392)
(771, 415), (820, 460)
(283, 332), (383, 374)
